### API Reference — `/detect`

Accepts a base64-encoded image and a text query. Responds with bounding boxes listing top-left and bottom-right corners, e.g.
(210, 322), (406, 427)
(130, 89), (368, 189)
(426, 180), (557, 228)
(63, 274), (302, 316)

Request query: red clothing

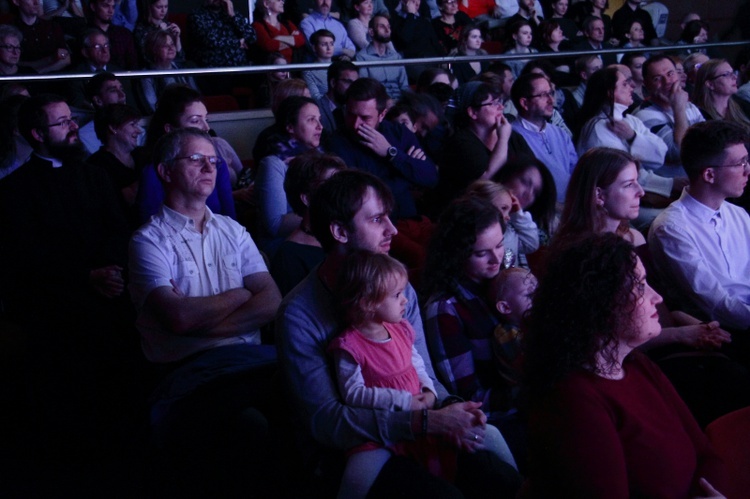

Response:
(458, 0), (495, 19)
(252, 19), (305, 63)
(528, 352), (727, 498)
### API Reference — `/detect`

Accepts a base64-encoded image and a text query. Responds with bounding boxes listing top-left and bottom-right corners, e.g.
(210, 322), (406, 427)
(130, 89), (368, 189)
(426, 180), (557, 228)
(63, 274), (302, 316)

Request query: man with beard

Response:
(355, 15), (409, 100)
(0, 94), (135, 490)
(317, 59), (358, 132)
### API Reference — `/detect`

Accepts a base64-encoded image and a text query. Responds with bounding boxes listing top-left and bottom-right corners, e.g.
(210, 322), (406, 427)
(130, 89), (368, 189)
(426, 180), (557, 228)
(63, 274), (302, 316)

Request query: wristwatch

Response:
(387, 146), (398, 161)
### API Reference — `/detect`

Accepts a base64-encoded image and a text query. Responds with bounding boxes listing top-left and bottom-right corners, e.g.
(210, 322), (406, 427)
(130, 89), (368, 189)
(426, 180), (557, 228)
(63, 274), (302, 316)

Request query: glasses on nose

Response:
(708, 70), (739, 81)
(173, 153), (219, 166)
(528, 90), (555, 100)
(89, 43), (110, 51)
(0, 44), (21, 52)
(478, 99), (503, 108)
(711, 157), (750, 170)
(45, 116), (79, 129)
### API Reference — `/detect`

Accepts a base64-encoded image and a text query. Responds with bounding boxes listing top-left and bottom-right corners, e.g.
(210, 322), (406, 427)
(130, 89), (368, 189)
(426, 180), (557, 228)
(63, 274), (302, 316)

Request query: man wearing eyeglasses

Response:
(633, 54), (705, 179)
(510, 72), (577, 203)
(87, 0), (138, 70)
(649, 120), (750, 336)
(128, 128), (282, 494)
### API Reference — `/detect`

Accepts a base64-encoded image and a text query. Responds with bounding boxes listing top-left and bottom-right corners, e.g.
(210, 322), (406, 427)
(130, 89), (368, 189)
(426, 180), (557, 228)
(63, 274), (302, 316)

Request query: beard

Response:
(373, 33), (391, 44)
(46, 136), (87, 164)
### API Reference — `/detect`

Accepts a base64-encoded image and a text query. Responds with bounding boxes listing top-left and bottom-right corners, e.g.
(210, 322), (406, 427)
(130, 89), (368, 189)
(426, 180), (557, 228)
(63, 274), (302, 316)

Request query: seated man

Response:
(633, 54), (705, 178)
(649, 120), (750, 332)
(12, 0), (71, 74)
(355, 15), (409, 100)
(300, 0), (356, 59)
(390, 0), (444, 81)
(328, 77), (438, 221)
(86, 0), (138, 70)
(128, 128), (282, 495)
(276, 169), (520, 498)
(571, 16), (617, 67)
(316, 59), (359, 132)
(77, 72), (130, 154)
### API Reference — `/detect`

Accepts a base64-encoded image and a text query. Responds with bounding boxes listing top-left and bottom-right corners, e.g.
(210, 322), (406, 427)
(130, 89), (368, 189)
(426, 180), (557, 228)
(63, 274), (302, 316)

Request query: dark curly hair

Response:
(422, 196), (502, 301)
(523, 233), (640, 395)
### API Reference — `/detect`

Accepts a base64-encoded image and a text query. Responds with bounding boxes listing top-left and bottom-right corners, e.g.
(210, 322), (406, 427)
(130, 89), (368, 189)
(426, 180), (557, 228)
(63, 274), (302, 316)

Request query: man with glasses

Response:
(128, 128), (282, 495)
(633, 54), (705, 178)
(86, 0), (137, 70)
(649, 120), (750, 334)
(510, 72), (577, 202)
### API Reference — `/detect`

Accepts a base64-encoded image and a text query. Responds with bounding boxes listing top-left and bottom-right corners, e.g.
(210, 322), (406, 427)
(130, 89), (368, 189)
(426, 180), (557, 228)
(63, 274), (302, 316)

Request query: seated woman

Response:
(524, 232), (728, 497)
(504, 20), (538, 78)
(534, 20), (574, 84)
(546, 0), (578, 41)
(86, 103), (143, 230)
(252, 78), (311, 162)
(576, 66), (674, 226)
(554, 147), (750, 426)
(255, 96), (324, 256)
(423, 196), (514, 423)
(432, 0), (472, 54)
(252, 0), (305, 63)
(677, 19), (709, 56)
(620, 19), (646, 52)
(255, 51), (291, 109)
(692, 59), (750, 131)
(448, 23), (489, 86)
(133, 0), (184, 64)
(136, 85), (238, 224)
(136, 30), (201, 114)
(269, 152), (345, 296)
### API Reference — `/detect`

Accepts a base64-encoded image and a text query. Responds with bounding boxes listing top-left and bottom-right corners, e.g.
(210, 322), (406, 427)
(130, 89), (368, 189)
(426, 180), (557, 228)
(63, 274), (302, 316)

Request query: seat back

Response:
(704, 406), (750, 499)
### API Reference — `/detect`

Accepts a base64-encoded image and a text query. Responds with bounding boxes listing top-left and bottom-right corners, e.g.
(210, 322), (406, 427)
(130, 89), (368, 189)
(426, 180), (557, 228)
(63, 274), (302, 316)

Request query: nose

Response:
(201, 157), (217, 171)
(384, 216), (397, 236)
(649, 285), (663, 306)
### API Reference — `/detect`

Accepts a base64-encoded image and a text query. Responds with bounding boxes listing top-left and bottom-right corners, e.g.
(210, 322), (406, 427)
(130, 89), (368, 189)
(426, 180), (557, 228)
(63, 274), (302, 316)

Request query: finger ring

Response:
(473, 434), (479, 441)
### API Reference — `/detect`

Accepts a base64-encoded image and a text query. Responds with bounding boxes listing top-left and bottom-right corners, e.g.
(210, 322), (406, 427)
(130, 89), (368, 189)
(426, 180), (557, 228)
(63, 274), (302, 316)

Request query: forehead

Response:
(518, 26), (532, 34)
(372, 16), (390, 27)
(649, 59), (675, 76)
(338, 70), (358, 81)
(101, 79), (122, 90)
(2, 35), (19, 44)
(530, 78), (550, 93)
(44, 101), (71, 120)
(590, 20), (604, 29)
(348, 98), (379, 115)
(724, 142), (749, 161)
(88, 34), (109, 45)
(182, 101), (208, 116)
(354, 186), (385, 217)
(180, 136), (215, 154)
(316, 36), (334, 44)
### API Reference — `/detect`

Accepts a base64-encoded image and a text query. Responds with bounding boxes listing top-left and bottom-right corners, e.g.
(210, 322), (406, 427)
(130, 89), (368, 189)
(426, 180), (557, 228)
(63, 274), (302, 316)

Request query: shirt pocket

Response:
(174, 260), (200, 290)
(220, 253), (244, 289)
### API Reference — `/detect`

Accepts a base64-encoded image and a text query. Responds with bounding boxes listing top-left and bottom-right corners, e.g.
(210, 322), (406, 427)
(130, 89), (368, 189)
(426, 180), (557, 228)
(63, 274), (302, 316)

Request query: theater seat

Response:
(203, 94), (240, 113)
(704, 406), (750, 499)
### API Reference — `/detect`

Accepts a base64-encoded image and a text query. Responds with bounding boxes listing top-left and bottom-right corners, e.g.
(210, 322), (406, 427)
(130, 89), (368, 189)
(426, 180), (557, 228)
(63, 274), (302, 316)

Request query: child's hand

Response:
(509, 192), (522, 213)
(410, 392), (433, 410)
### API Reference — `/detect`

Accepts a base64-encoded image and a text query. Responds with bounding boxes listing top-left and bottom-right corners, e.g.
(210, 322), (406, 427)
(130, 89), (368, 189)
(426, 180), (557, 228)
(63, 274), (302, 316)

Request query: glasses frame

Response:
(171, 153), (219, 166)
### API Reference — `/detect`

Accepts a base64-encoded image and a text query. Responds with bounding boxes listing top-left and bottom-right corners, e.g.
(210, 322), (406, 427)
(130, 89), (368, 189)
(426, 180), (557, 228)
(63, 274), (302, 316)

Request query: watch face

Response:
(388, 146), (397, 157)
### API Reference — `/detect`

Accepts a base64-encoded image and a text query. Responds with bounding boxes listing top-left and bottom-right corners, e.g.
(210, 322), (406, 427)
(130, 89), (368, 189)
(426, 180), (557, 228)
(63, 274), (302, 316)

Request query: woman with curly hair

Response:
(524, 232), (728, 497)
(423, 196), (510, 420)
(692, 59), (750, 131)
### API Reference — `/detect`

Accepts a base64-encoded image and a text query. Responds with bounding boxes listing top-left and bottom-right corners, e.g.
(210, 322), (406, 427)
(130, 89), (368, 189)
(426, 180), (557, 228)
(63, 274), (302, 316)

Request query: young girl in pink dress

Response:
(329, 251), (456, 498)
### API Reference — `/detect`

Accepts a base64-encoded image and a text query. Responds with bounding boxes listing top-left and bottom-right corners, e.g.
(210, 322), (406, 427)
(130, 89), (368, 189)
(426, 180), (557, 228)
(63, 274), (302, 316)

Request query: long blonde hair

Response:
(692, 59), (750, 130)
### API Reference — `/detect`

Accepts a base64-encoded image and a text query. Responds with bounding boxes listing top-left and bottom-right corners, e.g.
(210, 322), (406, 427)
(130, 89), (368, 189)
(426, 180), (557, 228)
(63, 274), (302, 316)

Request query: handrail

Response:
(0, 39), (748, 82)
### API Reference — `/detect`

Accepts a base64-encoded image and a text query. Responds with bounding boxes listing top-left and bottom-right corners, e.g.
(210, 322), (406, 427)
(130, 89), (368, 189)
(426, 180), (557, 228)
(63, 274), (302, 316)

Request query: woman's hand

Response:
(607, 119), (635, 142)
(496, 113), (512, 143)
(676, 322), (731, 350)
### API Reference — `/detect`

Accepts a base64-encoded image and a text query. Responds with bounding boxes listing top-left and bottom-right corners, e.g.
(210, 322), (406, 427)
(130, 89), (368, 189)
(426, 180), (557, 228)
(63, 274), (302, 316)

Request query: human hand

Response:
(694, 477), (726, 499)
(406, 145), (426, 160)
(607, 119), (635, 141)
(410, 393), (432, 410)
(167, 22), (181, 38)
(678, 322), (731, 350)
(509, 192), (522, 213)
(429, 401), (486, 452)
(89, 265), (125, 298)
(668, 80), (689, 110)
(496, 113), (512, 142)
(357, 124), (391, 157)
(169, 278), (185, 297)
(240, 38), (248, 50)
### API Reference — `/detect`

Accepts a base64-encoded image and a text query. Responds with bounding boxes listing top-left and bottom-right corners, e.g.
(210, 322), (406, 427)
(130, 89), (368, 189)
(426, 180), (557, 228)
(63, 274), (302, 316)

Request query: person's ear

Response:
(107, 124), (118, 136)
(377, 107), (387, 124)
(164, 123), (174, 133)
(30, 127), (45, 144)
(467, 106), (479, 121)
(286, 122), (295, 135)
(331, 221), (349, 243)
(518, 97), (530, 113)
(496, 300), (512, 315)
(595, 186), (605, 206)
(93, 95), (104, 107)
(157, 162), (172, 183)
(300, 193), (310, 207)
(702, 167), (716, 185)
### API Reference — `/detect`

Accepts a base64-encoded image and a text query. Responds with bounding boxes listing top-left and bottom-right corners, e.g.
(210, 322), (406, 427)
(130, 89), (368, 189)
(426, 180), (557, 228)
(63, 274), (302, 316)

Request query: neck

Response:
(523, 114), (546, 128)
(105, 138), (135, 168)
(165, 197), (209, 232)
(593, 345), (628, 379)
(712, 94), (730, 116)
(266, 12), (279, 23)
(0, 61), (17, 74)
(93, 18), (110, 31)
(19, 12), (37, 25)
(356, 321), (390, 341)
(154, 59), (172, 69)
(149, 16), (163, 26)
(516, 44), (530, 52)
(688, 183), (725, 211)
(374, 41), (387, 55)
(464, 47), (477, 55)
(470, 122), (497, 148)
(441, 13), (455, 22)
(602, 216), (622, 235)
(358, 13), (370, 22)
(548, 41), (560, 51)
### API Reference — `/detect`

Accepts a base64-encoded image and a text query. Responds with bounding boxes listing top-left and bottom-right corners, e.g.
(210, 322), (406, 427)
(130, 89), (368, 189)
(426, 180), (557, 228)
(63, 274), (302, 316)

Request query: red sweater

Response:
(528, 352), (727, 498)
(252, 19), (305, 63)
(458, 0), (495, 19)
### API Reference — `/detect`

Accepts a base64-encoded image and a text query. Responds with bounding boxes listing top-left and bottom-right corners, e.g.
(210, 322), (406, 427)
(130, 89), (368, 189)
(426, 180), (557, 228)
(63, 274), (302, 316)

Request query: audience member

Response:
(677, 19), (709, 56)
(348, 0), (386, 51)
(546, 0), (577, 40)
(611, 0), (656, 47)
(506, 0), (542, 31)
(571, 15), (616, 66)
(77, 72), (129, 154)
(133, 0), (184, 63)
(112, 0), (138, 31)
(569, 0), (613, 45)
(187, 0), (257, 71)
(256, 96), (324, 255)
(13, 0), (71, 74)
(138, 85), (238, 223)
(448, 23), (488, 85)
(432, 0), (471, 54)
(128, 127), (281, 497)
(300, 0), (356, 58)
(619, 19), (645, 53)
(621, 51), (645, 103)
(524, 232), (728, 497)
(269, 151), (345, 295)
(355, 15), (409, 100)
(303, 29), (336, 99)
(510, 72), (577, 202)
(682, 51), (709, 96)
(252, 0), (306, 63)
(519, 60), (575, 135)
(86, 0), (138, 70)
(570, 54), (602, 107)
(504, 19), (537, 77)
(316, 59), (358, 132)
(276, 169), (520, 498)
(692, 59), (750, 132)
(390, 0), (444, 81)
(328, 77), (437, 220)
(0, 23), (35, 78)
(536, 20), (572, 78)
(494, 0), (542, 23)
(252, 77), (311, 162)
(255, 51), (290, 109)
(136, 29), (200, 114)
(648, 120), (750, 332)
(633, 54), (704, 178)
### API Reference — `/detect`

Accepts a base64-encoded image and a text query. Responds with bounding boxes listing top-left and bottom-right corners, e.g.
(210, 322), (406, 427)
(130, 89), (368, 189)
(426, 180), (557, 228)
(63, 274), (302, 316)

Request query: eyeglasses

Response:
(708, 70), (739, 81)
(478, 99), (503, 108)
(710, 157), (750, 170)
(528, 90), (555, 100)
(172, 153), (219, 166)
(87, 43), (110, 51)
(0, 44), (21, 52)
(45, 117), (79, 129)
(443, 0), (458, 4)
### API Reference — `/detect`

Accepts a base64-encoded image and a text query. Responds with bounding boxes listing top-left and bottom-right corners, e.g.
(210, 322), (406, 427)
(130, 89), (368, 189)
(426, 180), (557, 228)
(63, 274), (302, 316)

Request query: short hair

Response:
(394, 91), (444, 124)
(538, 19), (561, 44)
(327, 59), (358, 86)
(344, 77), (389, 113)
(642, 54), (674, 82)
(18, 93), (67, 145)
(284, 151), (346, 216)
(368, 14), (390, 31)
(153, 128), (213, 169)
(620, 52), (645, 69)
(93, 103), (142, 142)
(581, 15), (603, 35)
(336, 251), (408, 326)
(489, 267), (533, 305)
(310, 29), (335, 46)
(145, 84), (203, 150)
(0, 24), (22, 42)
(83, 71), (118, 104)
(416, 67), (454, 93)
(309, 170), (395, 252)
(510, 72), (548, 110)
(681, 121), (750, 181)
(487, 61), (513, 78)
(271, 78), (309, 116)
(276, 95), (318, 131)
(574, 54), (600, 75)
(81, 27), (108, 47)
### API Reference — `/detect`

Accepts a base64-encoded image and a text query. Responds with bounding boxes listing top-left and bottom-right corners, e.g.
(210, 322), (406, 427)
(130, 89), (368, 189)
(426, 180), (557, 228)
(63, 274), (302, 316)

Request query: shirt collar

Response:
(160, 204), (215, 232)
(33, 152), (63, 168)
(519, 116), (545, 132)
(680, 188), (723, 223)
